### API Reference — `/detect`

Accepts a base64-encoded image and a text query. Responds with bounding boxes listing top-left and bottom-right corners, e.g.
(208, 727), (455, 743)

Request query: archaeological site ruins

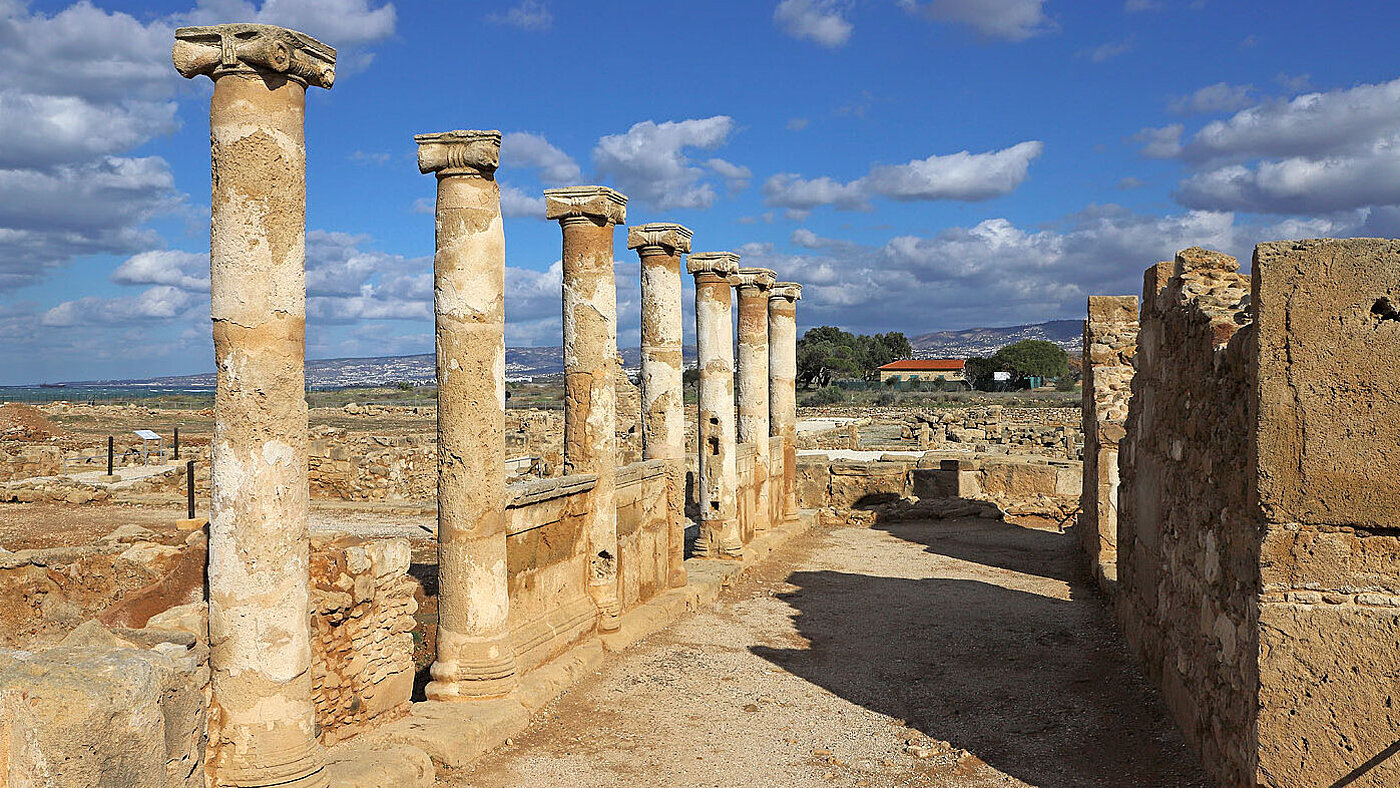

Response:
(2, 18), (1399, 788)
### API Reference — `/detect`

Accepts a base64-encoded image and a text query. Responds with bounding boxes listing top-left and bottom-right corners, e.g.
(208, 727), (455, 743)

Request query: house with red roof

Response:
(877, 358), (967, 387)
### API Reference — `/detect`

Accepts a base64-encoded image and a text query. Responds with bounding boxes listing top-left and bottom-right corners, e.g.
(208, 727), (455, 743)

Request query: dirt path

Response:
(444, 517), (1208, 788)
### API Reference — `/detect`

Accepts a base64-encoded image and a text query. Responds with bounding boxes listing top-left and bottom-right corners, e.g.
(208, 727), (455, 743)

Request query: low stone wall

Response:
(505, 474), (598, 674)
(797, 451), (1080, 523)
(0, 444), (60, 482)
(615, 459), (670, 612)
(309, 535), (417, 744)
(309, 430), (436, 502)
(900, 407), (1080, 458)
(1117, 241), (1400, 786)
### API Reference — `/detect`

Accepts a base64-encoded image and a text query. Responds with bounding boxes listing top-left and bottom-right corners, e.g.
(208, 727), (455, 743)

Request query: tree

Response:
(797, 326), (914, 387)
(963, 357), (1003, 391)
(991, 340), (1069, 384)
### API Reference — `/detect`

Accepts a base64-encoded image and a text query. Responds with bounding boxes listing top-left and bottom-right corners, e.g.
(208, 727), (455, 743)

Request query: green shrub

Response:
(803, 386), (848, 406)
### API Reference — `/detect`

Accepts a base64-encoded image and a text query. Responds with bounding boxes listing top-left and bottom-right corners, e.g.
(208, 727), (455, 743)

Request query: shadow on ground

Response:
(752, 515), (1208, 788)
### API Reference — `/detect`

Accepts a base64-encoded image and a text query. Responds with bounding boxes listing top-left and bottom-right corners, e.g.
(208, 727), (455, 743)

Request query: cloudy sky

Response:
(2, 0), (1398, 384)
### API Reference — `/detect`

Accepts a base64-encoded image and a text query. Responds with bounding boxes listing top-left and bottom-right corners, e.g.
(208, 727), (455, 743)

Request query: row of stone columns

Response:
(177, 21), (802, 786)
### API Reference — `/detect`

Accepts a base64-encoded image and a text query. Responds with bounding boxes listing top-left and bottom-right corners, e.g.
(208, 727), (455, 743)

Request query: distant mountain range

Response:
(66, 320), (1083, 388)
(910, 319), (1081, 359)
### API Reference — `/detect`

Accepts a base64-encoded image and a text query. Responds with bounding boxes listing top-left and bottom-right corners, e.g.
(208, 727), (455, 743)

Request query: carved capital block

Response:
(174, 23), (336, 88)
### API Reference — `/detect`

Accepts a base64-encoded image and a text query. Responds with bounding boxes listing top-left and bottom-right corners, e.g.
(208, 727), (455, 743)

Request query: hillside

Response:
(909, 319), (1081, 359)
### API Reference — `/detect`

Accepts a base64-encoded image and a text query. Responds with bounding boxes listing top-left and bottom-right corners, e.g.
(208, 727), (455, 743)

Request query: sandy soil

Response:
(444, 518), (1207, 788)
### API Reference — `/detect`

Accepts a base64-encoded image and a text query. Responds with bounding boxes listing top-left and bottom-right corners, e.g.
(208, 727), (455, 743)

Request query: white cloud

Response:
(706, 158), (752, 192)
(1169, 82), (1255, 115)
(762, 140), (1043, 215)
(773, 0), (852, 48)
(1175, 137), (1400, 214)
(500, 183), (546, 218)
(1124, 0), (1160, 10)
(897, 0), (1054, 42)
(1135, 124), (1184, 158)
(501, 132), (581, 185)
(41, 285), (204, 327)
(111, 249), (209, 291)
(183, 0), (396, 52)
(593, 116), (740, 209)
(787, 117), (810, 131)
(486, 0), (552, 31)
(1080, 39), (1133, 63)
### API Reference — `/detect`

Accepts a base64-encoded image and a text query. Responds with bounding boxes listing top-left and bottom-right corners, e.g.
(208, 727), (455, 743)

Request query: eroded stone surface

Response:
(690, 252), (743, 557)
(769, 283), (802, 520)
(735, 268), (776, 537)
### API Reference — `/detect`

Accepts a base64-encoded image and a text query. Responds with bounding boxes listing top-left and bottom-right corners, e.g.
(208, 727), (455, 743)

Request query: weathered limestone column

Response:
(1080, 295), (1137, 591)
(769, 283), (802, 520)
(546, 186), (627, 632)
(689, 252), (742, 557)
(173, 24), (334, 788)
(415, 130), (517, 700)
(734, 267), (776, 532)
(627, 223), (692, 588)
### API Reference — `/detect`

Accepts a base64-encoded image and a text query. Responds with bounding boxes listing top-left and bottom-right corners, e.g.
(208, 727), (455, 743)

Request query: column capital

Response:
(687, 251), (740, 277)
(734, 267), (777, 290)
(770, 282), (802, 301)
(627, 223), (692, 255)
(173, 23), (336, 88)
(544, 186), (628, 225)
(415, 130), (501, 177)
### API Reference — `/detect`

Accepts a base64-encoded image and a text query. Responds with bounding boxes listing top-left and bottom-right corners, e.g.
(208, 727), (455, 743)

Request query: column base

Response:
(213, 734), (327, 788)
(668, 568), (689, 588)
(426, 629), (518, 701)
(589, 583), (621, 633)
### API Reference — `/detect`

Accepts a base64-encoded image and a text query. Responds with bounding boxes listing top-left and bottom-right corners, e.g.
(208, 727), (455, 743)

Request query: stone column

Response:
(173, 24), (334, 788)
(769, 283), (802, 520)
(546, 186), (627, 632)
(627, 223), (692, 588)
(689, 252), (742, 557)
(414, 130), (517, 700)
(734, 267), (776, 532)
(1080, 295), (1137, 590)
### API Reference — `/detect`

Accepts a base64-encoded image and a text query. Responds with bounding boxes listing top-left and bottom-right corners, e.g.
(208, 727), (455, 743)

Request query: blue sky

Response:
(3, 0), (1400, 384)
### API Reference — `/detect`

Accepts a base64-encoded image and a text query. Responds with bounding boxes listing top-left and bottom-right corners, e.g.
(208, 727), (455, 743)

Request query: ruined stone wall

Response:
(308, 536), (417, 744)
(615, 459), (670, 612)
(0, 444), (60, 482)
(737, 443), (758, 543)
(1118, 240), (1400, 786)
(1080, 296), (1137, 588)
(1117, 248), (1256, 784)
(308, 429), (435, 502)
(505, 475), (597, 674)
(901, 407), (1081, 457)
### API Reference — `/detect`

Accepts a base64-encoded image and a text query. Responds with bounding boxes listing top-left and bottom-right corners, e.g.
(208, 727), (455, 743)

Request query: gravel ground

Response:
(444, 517), (1207, 788)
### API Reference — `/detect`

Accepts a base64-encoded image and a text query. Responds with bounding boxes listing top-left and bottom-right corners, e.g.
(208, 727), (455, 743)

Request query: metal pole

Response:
(107, 436), (114, 475)
(186, 460), (196, 520)
(173, 427), (180, 460)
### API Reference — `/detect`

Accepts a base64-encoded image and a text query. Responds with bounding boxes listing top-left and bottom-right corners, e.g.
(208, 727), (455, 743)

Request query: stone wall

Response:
(1117, 240), (1400, 786)
(309, 536), (417, 744)
(900, 407), (1081, 458)
(797, 451), (1080, 524)
(309, 429), (436, 502)
(1080, 296), (1137, 589)
(615, 459), (670, 612)
(0, 444), (60, 482)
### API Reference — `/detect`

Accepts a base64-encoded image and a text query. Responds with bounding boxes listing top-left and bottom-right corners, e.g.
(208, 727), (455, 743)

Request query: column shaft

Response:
(206, 72), (323, 788)
(691, 253), (742, 557)
(559, 212), (623, 631)
(417, 131), (517, 700)
(769, 288), (801, 519)
(633, 227), (690, 588)
(735, 269), (775, 534)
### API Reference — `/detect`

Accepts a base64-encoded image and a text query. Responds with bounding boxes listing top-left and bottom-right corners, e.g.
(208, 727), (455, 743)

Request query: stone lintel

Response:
(1087, 295), (1138, 323)
(173, 23), (336, 88)
(769, 282), (802, 301)
(687, 251), (740, 277)
(733, 267), (777, 290)
(544, 186), (627, 225)
(415, 130), (501, 176)
(627, 223), (692, 254)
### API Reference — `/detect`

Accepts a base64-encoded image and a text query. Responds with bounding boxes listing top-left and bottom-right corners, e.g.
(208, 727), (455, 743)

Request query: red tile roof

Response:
(878, 359), (965, 371)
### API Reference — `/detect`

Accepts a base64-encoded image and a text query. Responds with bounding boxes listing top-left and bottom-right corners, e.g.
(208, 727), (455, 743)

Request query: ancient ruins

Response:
(2, 19), (1399, 788)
